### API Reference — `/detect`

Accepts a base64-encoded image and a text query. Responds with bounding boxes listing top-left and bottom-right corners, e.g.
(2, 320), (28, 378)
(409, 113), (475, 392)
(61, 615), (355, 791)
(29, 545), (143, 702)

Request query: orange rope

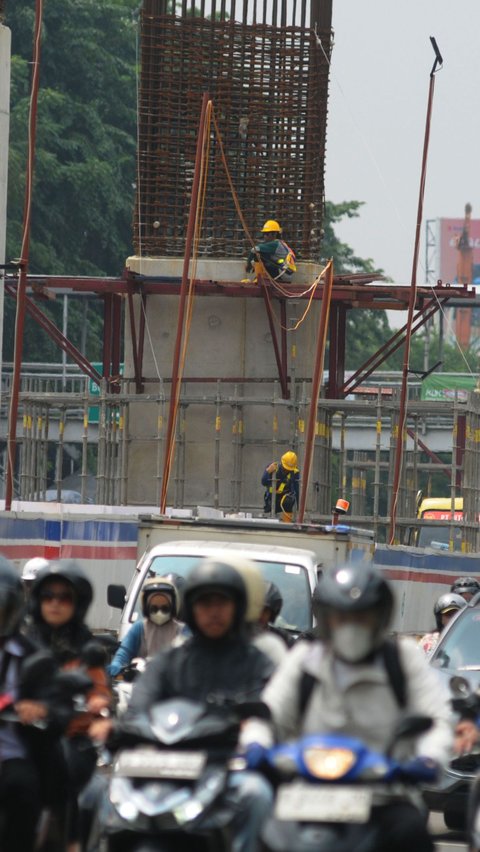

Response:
(211, 105), (325, 328)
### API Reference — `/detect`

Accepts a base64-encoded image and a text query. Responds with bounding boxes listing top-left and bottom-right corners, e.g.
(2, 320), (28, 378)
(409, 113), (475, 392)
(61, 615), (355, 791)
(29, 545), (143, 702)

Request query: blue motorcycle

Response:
(260, 716), (435, 852)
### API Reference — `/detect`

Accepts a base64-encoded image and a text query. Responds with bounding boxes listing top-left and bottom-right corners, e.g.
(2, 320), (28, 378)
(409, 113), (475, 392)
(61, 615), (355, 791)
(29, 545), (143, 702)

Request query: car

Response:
(425, 597), (480, 830)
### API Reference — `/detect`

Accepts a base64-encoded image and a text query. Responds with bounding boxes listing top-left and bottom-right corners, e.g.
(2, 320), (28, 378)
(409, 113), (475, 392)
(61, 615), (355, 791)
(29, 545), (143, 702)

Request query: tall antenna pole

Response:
(389, 37), (443, 544)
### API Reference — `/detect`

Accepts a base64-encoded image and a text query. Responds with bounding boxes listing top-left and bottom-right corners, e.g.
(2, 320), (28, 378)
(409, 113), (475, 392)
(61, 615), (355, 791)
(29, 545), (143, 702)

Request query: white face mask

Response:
(331, 623), (375, 663)
(148, 609), (171, 626)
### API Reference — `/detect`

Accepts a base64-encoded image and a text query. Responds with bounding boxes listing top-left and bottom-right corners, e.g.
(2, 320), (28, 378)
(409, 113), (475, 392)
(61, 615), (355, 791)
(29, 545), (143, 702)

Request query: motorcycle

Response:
(260, 715), (435, 852)
(97, 697), (267, 852)
(0, 650), (94, 851)
(112, 658), (147, 717)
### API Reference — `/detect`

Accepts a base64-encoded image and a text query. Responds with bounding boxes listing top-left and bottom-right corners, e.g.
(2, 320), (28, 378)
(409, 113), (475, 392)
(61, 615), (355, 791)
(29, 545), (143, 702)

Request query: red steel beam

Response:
(160, 93), (210, 513)
(406, 428), (451, 479)
(390, 38), (442, 544)
(260, 279), (289, 399)
(6, 0), (43, 509)
(6, 273), (474, 303)
(343, 298), (446, 396)
(5, 285), (102, 385)
(298, 260), (334, 523)
(103, 293), (113, 378)
(126, 290), (143, 393)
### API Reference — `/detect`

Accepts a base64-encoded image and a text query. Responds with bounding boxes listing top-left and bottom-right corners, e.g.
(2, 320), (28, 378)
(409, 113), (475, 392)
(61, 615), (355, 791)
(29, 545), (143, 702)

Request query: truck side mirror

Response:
(107, 583), (126, 610)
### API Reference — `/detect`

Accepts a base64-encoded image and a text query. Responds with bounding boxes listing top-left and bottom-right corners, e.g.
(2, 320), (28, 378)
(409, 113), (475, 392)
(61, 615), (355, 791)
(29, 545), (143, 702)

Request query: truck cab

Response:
(108, 539), (323, 641)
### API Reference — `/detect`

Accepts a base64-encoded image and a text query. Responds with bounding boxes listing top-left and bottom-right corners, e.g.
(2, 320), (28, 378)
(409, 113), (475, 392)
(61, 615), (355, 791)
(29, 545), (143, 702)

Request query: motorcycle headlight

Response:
(302, 747), (356, 780)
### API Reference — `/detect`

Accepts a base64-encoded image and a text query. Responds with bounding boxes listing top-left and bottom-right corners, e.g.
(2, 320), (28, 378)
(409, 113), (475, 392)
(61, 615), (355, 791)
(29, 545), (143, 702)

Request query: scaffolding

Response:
(4, 372), (480, 550)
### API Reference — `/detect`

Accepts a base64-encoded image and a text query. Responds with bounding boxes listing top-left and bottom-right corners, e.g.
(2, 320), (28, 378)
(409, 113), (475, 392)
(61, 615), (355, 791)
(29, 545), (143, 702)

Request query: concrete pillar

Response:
(0, 22), (11, 378)
(123, 256), (324, 511)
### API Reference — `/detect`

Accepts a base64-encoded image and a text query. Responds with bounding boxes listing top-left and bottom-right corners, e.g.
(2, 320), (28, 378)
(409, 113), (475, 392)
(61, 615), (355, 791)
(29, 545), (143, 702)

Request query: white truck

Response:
(107, 515), (375, 639)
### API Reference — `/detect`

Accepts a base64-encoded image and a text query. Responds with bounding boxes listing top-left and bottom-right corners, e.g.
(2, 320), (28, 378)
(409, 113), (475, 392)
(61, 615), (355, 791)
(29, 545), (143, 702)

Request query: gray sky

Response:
(326, 0), (478, 300)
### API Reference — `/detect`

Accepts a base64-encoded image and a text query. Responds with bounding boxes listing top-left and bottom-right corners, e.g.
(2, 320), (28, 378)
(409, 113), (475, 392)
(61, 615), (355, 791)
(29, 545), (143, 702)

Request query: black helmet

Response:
(31, 560), (93, 623)
(0, 556), (24, 639)
(434, 592), (466, 630)
(140, 575), (179, 618)
(183, 558), (247, 633)
(450, 577), (480, 599)
(313, 563), (394, 642)
(263, 581), (283, 621)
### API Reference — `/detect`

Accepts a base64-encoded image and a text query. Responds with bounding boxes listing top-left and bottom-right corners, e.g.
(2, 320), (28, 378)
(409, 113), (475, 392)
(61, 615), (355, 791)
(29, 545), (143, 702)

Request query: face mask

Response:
(331, 623), (375, 663)
(148, 609), (171, 626)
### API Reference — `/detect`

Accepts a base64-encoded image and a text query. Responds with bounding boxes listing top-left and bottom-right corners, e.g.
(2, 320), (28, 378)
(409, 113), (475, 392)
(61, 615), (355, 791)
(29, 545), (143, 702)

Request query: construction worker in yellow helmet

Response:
(245, 219), (296, 282)
(261, 450), (300, 522)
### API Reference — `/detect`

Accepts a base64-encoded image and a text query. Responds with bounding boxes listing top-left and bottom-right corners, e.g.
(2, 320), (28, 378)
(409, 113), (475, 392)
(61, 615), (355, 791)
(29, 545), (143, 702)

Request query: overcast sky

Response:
(326, 0), (479, 303)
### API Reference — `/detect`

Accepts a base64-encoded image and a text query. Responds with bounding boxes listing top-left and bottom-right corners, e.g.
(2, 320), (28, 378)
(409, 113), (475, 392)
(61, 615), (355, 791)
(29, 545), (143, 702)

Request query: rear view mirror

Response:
(449, 675), (472, 700)
(108, 584), (126, 610)
(449, 675), (479, 714)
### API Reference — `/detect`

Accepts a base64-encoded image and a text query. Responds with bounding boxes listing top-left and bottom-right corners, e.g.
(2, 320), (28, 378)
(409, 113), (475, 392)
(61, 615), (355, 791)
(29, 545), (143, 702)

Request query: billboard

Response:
(420, 373), (476, 401)
(438, 217), (480, 286)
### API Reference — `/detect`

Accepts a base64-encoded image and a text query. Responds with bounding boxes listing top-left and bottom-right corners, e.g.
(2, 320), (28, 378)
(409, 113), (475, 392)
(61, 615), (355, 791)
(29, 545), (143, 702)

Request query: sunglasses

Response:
(148, 604), (172, 615)
(40, 590), (74, 605)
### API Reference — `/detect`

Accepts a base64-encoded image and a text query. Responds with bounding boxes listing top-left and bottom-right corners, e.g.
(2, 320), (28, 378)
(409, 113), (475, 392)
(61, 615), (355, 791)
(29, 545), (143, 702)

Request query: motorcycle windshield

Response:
(149, 699), (238, 746)
(149, 699), (207, 744)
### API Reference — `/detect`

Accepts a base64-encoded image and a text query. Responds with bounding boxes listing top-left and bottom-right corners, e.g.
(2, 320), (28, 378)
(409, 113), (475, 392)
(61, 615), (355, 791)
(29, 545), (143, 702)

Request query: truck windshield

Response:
(417, 525), (463, 551)
(135, 555), (312, 633)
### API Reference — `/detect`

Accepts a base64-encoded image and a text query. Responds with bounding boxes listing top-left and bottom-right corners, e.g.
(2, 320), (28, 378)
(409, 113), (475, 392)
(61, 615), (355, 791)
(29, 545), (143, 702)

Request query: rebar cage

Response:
(134, 0), (332, 260)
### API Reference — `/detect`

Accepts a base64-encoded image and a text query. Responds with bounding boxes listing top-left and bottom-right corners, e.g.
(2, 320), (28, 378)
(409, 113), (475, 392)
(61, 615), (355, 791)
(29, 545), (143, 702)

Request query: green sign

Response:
(88, 363), (124, 425)
(421, 373), (477, 402)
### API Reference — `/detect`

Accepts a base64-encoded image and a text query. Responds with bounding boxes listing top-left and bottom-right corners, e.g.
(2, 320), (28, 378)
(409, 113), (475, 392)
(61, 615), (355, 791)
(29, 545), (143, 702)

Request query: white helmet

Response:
(21, 557), (49, 582)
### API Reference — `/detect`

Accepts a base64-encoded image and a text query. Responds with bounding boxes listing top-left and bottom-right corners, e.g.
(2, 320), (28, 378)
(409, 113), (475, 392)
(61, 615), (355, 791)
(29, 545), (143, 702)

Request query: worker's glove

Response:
(395, 756), (440, 783)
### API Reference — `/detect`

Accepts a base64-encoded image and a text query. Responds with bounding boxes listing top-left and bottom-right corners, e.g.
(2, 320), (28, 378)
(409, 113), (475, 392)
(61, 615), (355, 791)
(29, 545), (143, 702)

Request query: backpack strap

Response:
(297, 638), (407, 721)
(380, 638), (407, 709)
(298, 670), (316, 718)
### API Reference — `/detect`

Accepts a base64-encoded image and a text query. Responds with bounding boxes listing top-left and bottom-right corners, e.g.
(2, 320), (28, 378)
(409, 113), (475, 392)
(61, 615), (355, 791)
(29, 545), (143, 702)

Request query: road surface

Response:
(430, 811), (467, 851)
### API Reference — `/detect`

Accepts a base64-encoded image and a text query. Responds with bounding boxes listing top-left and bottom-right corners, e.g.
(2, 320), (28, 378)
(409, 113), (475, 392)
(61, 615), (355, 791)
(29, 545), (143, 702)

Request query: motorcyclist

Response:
(26, 560), (112, 850)
(107, 574), (184, 677)
(260, 581), (294, 648)
(418, 592), (467, 655)
(21, 556), (49, 599)
(234, 563), (287, 668)
(259, 563), (453, 852)
(450, 576), (480, 602)
(0, 556), (67, 851)
(92, 556), (275, 852)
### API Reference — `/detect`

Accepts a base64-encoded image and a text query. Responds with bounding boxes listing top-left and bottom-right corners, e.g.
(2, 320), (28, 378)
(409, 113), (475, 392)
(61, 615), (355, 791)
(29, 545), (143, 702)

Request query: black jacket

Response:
(126, 633), (274, 719)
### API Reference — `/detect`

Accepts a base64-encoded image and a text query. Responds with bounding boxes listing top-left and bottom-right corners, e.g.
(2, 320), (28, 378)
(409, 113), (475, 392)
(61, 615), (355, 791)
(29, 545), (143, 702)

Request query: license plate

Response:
(114, 748), (207, 779)
(275, 782), (372, 823)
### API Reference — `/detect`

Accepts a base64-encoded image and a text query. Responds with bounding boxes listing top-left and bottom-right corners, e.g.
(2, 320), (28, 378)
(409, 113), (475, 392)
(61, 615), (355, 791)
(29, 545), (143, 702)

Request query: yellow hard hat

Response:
(281, 451), (297, 471)
(261, 219), (282, 233)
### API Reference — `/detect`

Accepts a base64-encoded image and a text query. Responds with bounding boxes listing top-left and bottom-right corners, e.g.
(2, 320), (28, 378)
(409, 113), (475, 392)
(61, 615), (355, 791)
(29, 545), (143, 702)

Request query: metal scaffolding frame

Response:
(4, 376), (480, 549)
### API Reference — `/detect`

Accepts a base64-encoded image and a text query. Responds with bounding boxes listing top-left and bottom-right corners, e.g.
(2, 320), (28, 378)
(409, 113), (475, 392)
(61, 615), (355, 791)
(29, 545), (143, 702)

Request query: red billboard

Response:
(438, 216), (480, 285)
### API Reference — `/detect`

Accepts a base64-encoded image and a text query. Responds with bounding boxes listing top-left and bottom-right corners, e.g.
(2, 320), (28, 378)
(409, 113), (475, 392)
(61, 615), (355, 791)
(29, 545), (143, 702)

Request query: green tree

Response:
(322, 200), (379, 275)
(4, 0), (138, 361)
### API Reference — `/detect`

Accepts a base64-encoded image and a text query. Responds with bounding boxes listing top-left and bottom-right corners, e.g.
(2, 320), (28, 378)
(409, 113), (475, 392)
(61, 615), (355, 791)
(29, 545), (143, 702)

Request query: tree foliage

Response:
(4, 0), (138, 361)
(4, 3), (452, 378)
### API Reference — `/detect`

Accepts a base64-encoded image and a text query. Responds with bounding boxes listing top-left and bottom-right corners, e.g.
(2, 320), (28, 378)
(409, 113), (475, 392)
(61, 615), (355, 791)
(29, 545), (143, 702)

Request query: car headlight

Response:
(303, 747), (356, 780)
